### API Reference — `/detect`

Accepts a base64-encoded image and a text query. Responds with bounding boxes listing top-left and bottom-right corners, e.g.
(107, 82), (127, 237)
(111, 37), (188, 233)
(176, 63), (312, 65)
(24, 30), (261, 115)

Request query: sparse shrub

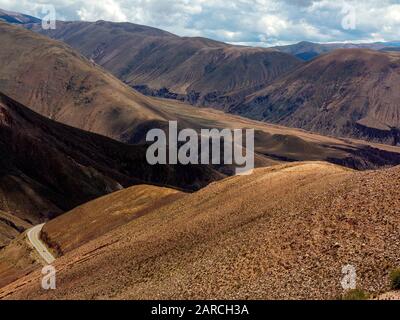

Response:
(341, 289), (369, 300)
(390, 269), (400, 290)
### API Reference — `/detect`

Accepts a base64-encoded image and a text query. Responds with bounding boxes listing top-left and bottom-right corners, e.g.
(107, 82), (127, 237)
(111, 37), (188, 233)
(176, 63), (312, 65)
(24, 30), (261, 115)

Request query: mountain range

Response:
(22, 19), (400, 145)
(4, 21), (398, 170)
(25, 20), (302, 108)
(0, 8), (399, 300)
(235, 49), (400, 145)
(273, 40), (400, 61)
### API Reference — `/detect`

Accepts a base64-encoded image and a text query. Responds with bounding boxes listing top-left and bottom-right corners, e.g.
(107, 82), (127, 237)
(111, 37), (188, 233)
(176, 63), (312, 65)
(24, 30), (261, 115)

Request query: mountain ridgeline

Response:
(4, 21), (400, 171)
(25, 20), (302, 108)
(235, 49), (400, 145)
(24, 20), (400, 145)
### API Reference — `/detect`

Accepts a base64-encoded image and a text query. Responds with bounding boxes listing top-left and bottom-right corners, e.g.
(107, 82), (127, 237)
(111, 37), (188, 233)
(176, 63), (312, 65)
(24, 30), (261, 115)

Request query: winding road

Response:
(27, 224), (55, 264)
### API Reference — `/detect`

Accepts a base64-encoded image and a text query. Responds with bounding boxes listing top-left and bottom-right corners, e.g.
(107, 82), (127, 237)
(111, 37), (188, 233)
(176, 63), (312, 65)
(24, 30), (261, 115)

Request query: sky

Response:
(1, 0), (400, 46)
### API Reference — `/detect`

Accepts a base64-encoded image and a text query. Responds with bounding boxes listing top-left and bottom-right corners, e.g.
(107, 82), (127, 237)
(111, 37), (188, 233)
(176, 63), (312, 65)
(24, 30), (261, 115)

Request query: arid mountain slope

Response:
(0, 185), (185, 289)
(0, 211), (31, 248)
(0, 22), (293, 145)
(237, 49), (400, 145)
(41, 185), (185, 255)
(0, 91), (222, 225)
(0, 233), (38, 289)
(1, 162), (399, 300)
(3, 22), (399, 170)
(26, 20), (302, 107)
(24, 21), (400, 146)
(0, 21), (171, 142)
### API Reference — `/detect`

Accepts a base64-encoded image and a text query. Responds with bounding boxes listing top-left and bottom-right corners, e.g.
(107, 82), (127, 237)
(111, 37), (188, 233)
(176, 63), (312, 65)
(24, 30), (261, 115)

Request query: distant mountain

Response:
(380, 47), (400, 52)
(25, 20), (302, 108)
(0, 21), (299, 145)
(0, 210), (31, 248)
(0, 9), (40, 24)
(274, 40), (400, 61)
(23, 18), (400, 146)
(236, 49), (400, 145)
(1, 21), (400, 166)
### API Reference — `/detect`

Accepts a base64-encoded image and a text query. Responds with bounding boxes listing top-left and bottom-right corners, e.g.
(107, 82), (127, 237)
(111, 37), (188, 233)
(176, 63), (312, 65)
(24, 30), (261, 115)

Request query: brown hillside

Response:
(238, 49), (400, 145)
(0, 233), (38, 289)
(0, 21), (167, 142)
(0, 185), (184, 289)
(26, 20), (301, 108)
(0, 91), (222, 224)
(1, 23), (400, 169)
(41, 185), (185, 255)
(1, 162), (399, 300)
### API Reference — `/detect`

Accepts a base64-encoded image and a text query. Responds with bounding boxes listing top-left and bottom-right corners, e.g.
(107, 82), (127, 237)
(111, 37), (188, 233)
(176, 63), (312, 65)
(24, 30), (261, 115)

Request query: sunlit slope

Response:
(42, 185), (184, 255)
(2, 162), (399, 299)
(0, 211), (31, 248)
(0, 185), (184, 289)
(240, 49), (400, 145)
(1, 22), (399, 169)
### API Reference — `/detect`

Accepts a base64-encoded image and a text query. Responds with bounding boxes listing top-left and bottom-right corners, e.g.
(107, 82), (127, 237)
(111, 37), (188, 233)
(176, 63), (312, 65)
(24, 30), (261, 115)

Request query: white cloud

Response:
(76, 0), (127, 22)
(1, 0), (400, 46)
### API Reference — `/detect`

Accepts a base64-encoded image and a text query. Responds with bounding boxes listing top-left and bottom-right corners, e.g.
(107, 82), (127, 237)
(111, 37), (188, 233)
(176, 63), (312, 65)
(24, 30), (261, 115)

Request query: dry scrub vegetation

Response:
(1, 162), (399, 300)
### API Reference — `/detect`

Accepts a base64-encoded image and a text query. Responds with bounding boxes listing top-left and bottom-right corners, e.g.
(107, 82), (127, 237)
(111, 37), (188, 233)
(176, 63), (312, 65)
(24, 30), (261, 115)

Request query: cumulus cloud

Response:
(1, 0), (400, 46)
